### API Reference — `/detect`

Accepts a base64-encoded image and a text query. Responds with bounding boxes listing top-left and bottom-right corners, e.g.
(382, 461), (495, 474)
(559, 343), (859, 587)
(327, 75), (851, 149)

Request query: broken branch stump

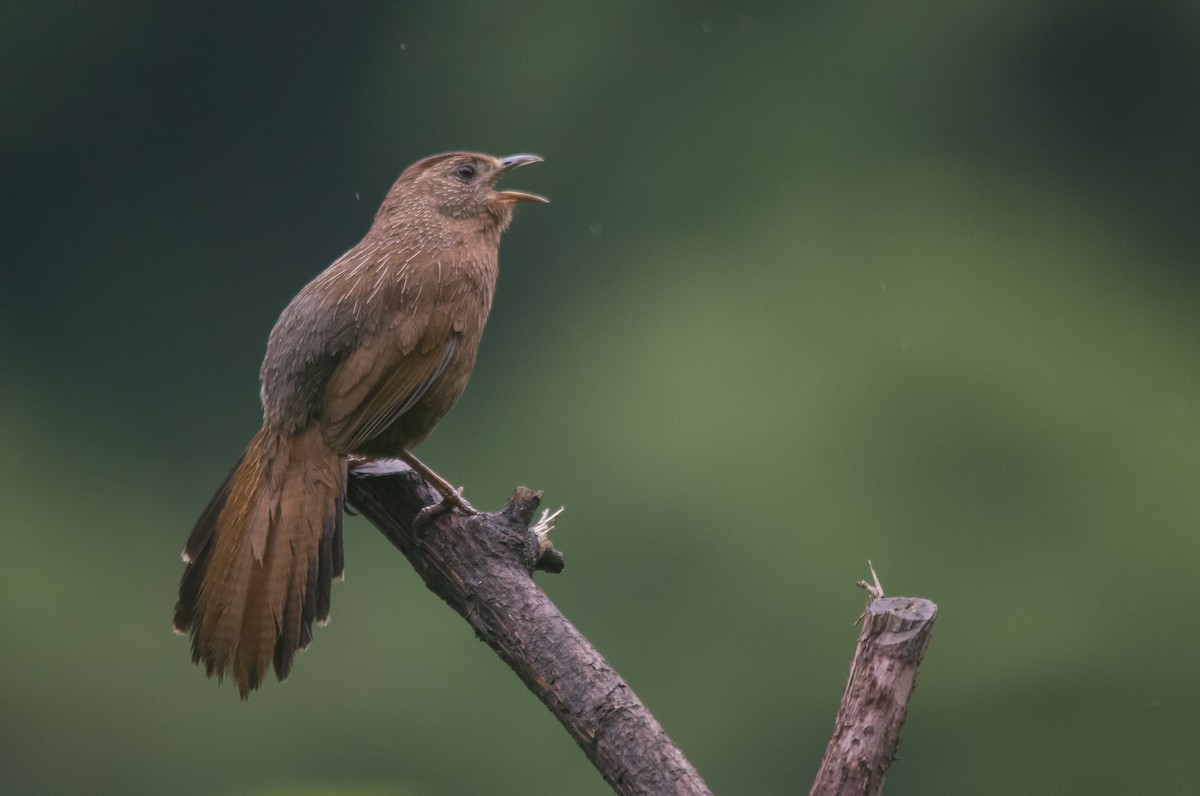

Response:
(810, 591), (937, 796)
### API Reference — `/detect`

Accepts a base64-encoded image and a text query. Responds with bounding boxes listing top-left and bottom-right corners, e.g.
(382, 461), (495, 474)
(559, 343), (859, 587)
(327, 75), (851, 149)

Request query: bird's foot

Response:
(413, 486), (477, 529)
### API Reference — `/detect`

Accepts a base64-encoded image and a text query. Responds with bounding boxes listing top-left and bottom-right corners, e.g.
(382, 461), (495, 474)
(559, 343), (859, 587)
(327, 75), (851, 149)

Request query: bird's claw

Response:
(413, 486), (477, 530)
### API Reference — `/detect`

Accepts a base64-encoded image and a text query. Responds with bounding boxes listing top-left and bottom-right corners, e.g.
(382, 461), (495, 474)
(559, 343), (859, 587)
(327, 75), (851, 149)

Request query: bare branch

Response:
(346, 460), (712, 796)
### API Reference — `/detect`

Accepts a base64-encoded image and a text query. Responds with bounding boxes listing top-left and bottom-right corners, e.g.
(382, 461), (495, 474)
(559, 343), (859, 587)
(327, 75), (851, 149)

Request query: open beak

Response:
(494, 154), (549, 203)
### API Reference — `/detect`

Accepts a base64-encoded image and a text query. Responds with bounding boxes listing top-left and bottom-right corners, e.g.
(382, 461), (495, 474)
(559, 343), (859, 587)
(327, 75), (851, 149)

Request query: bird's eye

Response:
(453, 163), (477, 181)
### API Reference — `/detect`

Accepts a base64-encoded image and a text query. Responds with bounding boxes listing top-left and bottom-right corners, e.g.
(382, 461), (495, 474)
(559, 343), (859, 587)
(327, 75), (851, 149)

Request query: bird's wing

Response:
(319, 307), (457, 453)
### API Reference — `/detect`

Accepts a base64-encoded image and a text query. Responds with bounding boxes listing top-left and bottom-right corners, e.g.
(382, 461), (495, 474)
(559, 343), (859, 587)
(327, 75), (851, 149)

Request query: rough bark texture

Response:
(346, 459), (712, 796)
(809, 595), (938, 796)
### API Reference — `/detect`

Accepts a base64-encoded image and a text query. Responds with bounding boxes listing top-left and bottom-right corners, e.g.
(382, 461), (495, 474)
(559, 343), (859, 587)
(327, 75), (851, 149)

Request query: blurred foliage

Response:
(2, 1), (1198, 794)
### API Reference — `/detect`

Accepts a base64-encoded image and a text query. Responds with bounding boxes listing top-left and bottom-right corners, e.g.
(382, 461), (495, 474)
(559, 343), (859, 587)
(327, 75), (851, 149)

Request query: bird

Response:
(173, 151), (547, 698)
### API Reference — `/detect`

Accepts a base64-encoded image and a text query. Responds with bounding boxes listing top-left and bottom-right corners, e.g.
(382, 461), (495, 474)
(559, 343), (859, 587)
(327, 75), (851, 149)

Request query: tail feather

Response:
(195, 436), (271, 680)
(173, 426), (345, 698)
(173, 454), (244, 637)
(181, 452), (243, 565)
(315, 458), (347, 623)
(230, 467), (291, 692)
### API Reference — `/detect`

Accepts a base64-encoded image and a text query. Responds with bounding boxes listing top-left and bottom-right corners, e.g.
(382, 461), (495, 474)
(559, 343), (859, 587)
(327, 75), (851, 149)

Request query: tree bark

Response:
(809, 591), (938, 796)
(346, 459), (712, 796)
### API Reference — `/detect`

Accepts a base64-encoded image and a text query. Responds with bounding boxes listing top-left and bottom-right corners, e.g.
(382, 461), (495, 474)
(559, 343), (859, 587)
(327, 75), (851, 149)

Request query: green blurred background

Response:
(2, 1), (1198, 793)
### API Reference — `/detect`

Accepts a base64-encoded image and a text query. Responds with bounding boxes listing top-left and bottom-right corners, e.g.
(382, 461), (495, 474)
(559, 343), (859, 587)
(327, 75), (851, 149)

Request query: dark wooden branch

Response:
(809, 582), (938, 796)
(346, 459), (712, 796)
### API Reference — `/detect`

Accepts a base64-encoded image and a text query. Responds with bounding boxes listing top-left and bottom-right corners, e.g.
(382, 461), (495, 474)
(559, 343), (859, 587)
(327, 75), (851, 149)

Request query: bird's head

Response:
(378, 151), (548, 237)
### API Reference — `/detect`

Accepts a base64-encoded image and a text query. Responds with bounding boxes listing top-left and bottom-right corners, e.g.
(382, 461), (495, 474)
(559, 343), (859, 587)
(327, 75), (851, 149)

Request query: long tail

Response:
(173, 425), (346, 698)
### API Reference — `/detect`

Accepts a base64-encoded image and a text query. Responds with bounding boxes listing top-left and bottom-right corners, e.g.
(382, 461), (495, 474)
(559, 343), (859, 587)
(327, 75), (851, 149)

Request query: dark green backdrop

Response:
(3, 2), (1198, 794)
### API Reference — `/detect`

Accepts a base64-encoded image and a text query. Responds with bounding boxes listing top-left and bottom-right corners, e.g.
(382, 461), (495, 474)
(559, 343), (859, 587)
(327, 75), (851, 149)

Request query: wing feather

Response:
(321, 309), (458, 453)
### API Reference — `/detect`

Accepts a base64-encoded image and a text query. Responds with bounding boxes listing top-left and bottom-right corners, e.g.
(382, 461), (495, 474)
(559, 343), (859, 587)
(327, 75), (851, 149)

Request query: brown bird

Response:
(173, 152), (546, 698)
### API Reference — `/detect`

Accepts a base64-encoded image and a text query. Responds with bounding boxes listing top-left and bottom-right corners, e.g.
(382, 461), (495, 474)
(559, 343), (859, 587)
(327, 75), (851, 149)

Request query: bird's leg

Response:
(400, 451), (478, 527)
